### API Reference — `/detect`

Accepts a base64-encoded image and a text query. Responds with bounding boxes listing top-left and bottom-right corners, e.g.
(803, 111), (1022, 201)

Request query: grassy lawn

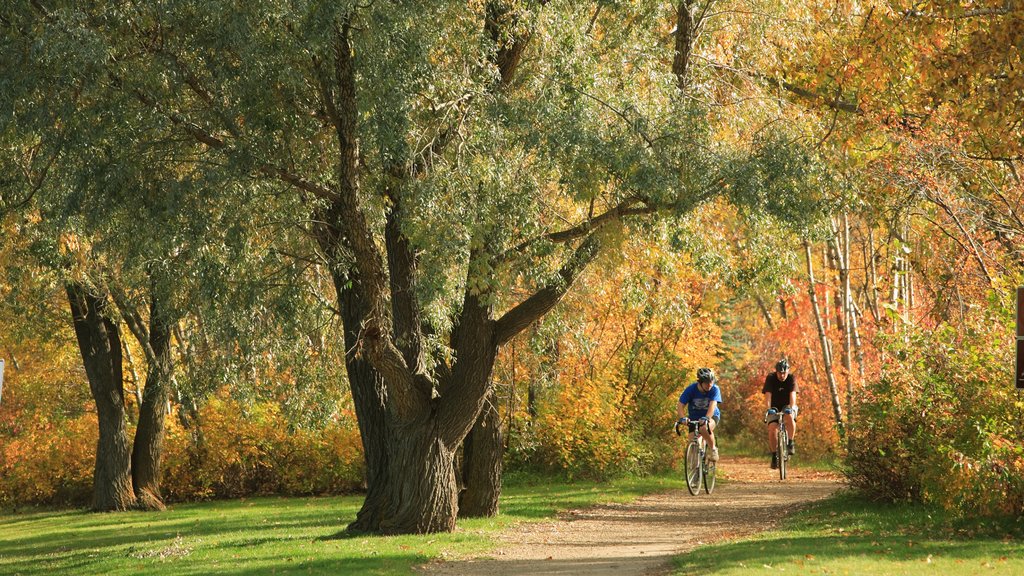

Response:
(673, 491), (1024, 575)
(0, 473), (686, 575)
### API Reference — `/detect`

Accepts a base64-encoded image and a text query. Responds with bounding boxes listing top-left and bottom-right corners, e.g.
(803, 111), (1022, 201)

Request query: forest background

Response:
(1, 0), (1022, 531)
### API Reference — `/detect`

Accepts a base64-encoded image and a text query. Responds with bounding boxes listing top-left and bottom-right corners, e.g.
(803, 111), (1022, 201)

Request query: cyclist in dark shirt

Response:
(762, 359), (798, 469)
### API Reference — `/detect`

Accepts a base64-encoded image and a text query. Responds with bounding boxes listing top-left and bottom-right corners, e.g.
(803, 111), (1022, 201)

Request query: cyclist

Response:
(763, 359), (798, 469)
(676, 367), (722, 462)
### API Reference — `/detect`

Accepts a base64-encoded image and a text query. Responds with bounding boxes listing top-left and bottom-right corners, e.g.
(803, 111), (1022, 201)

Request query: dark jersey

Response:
(762, 373), (797, 409)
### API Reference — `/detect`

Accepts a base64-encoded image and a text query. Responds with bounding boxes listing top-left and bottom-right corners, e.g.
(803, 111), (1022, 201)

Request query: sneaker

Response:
(787, 440), (795, 456)
(710, 447), (719, 462)
(770, 452), (778, 469)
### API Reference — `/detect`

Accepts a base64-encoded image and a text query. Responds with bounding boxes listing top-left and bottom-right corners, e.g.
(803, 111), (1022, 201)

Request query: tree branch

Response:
(495, 234), (602, 346)
(706, 61), (860, 113)
(495, 198), (655, 266)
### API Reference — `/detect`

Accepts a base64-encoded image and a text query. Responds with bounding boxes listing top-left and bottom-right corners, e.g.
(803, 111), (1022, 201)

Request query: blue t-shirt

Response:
(679, 381), (722, 420)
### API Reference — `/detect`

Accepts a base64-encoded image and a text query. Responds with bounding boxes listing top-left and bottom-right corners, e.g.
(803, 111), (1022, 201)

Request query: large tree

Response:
(4, 0), (827, 532)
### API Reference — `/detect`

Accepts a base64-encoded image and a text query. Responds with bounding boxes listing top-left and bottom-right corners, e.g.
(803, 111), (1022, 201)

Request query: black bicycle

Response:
(675, 417), (716, 495)
(764, 408), (792, 480)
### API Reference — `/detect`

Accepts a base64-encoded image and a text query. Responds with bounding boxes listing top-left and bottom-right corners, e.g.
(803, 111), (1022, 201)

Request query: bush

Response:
(0, 393), (366, 508)
(505, 376), (659, 480)
(0, 415), (95, 507)
(161, 395), (365, 501)
(844, 320), (1024, 518)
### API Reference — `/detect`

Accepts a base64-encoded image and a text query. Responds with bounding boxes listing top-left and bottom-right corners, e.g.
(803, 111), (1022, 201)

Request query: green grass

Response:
(673, 491), (1024, 575)
(0, 472), (687, 575)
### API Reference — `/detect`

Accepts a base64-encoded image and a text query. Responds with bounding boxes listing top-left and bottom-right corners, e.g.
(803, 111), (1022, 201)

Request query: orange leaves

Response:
(0, 415), (96, 507)
(498, 232), (721, 477)
(160, 394), (365, 501)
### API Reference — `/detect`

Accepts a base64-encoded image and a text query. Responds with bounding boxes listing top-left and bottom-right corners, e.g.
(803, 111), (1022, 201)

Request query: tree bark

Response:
(66, 282), (136, 512)
(130, 290), (173, 511)
(459, 387), (502, 518)
(672, 1), (695, 92)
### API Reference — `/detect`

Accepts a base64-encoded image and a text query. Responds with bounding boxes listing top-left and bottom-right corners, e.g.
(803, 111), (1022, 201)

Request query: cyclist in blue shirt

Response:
(676, 367), (722, 462)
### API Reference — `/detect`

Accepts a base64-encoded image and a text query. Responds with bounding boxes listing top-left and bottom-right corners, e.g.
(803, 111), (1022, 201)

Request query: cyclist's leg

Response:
(703, 416), (719, 460)
(700, 418), (716, 450)
(784, 405), (797, 454)
(767, 419), (778, 452)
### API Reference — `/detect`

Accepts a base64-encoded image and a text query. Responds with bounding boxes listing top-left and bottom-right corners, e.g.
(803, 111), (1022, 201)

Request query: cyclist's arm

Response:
(764, 391), (773, 410)
(706, 400), (718, 423)
(677, 401), (687, 420)
(789, 377), (797, 408)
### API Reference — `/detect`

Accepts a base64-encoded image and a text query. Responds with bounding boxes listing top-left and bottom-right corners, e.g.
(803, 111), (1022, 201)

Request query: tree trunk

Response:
(803, 241), (844, 437)
(331, 271), (391, 534)
(459, 387), (502, 518)
(66, 283), (136, 512)
(131, 291), (173, 511)
(378, 420), (460, 534)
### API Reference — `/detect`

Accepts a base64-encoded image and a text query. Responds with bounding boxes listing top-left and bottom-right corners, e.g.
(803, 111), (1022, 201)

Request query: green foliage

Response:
(845, 311), (1024, 518)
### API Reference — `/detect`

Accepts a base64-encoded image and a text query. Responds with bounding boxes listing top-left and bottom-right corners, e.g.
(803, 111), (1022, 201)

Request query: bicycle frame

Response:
(680, 418), (716, 495)
(765, 409), (791, 480)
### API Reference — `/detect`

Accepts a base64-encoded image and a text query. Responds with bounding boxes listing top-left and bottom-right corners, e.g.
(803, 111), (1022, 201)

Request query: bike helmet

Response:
(776, 359), (790, 372)
(696, 367), (715, 383)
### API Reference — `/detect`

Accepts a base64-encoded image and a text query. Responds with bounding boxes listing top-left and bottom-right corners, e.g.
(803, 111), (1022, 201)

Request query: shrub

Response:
(1, 392), (366, 508)
(161, 395), (365, 501)
(844, 320), (1024, 518)
(0, 415), (96, 507)
(506, 375), (657, 480)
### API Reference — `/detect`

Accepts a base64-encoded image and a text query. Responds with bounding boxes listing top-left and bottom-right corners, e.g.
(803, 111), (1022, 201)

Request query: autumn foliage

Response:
(499, 234), (722, 479)
(0, 389), (365, 508)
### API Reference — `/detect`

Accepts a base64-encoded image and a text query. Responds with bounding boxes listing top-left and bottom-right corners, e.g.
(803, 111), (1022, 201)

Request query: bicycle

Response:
(675, 417), (717, 495)
(764, 408), (793, 480)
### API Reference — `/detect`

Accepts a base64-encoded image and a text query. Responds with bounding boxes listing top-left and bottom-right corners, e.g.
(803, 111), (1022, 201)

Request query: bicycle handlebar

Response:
(763, 408), (793, 423)
(675, 417), (709, 436)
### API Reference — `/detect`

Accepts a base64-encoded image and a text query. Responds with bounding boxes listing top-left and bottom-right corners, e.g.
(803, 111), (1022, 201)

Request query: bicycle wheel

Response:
(778, 427), (788, 480)
(703, 454), (717, 494)
(685, 441), (702, 495)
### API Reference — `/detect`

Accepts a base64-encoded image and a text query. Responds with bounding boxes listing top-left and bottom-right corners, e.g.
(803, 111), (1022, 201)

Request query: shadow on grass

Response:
(0, 496), (360, 560)
(0, 550), (430, 576)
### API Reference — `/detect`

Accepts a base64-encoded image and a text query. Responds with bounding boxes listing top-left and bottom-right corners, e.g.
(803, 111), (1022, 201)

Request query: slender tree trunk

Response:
(459, 387), (502, 517)
(866, 225), (882, 324)
(754, 294), (775, 328)
(130, 291), (173, 511)
(803, 241), (844, 436)
(831, 215), (854, 415)
(849, 297), (866, 383)
(66, 283), (136, 512)
(122, 338), (143, 417)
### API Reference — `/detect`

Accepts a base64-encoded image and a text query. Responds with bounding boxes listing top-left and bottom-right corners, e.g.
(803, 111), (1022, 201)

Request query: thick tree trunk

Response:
(331, 271), (391, 533)
(459, 387), (502, 518)
(130, 293), (173, 511)
(378, 420), (460, 534)
(66, 283), (136, 512)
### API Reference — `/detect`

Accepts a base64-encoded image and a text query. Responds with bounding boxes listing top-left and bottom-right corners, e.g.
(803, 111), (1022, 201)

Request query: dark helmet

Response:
(776, 359), (790, 372)
(696, 367), (715, 384)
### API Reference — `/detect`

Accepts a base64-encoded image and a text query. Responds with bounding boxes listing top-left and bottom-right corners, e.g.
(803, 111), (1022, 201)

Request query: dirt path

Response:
(416, 455), (842, 576)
